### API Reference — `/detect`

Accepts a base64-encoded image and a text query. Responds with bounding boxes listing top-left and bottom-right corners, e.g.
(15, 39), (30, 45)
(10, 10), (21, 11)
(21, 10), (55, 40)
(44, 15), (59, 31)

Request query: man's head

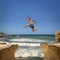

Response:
(26, 16), (31, 21)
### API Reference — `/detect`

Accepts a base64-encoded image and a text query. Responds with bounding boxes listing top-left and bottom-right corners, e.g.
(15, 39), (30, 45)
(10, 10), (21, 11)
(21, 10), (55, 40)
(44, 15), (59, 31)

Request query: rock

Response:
(55, 31), (60, 43)
(40, 43), (60, 60)
(0, 43), (18, 60)
(0, 32), (6, 38)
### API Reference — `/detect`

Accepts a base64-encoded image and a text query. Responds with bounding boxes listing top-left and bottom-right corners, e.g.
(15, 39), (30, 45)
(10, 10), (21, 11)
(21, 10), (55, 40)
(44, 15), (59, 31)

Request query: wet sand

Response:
(16, 57), (43, 60)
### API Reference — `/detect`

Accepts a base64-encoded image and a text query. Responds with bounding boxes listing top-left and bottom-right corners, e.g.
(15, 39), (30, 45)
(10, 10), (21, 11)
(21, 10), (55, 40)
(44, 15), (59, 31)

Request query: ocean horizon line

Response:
(6, 34), (55, 36)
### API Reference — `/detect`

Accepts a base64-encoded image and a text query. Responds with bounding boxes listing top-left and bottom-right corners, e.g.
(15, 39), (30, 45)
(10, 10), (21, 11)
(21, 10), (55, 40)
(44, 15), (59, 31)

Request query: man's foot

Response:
(32, 28), (37, 32)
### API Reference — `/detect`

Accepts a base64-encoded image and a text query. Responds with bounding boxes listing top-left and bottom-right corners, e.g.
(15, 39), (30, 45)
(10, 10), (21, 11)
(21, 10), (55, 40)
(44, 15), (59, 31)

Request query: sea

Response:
(0, 35), (55, 60)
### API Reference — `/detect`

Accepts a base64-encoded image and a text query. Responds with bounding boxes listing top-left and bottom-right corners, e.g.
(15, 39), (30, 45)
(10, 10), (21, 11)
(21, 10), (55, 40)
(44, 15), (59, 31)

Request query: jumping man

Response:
(23, 16), (37, 32)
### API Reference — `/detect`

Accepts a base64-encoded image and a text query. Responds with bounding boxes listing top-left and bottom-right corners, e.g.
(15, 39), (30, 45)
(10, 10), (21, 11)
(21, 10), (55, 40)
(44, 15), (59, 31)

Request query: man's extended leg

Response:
(23, 24), (29, 28)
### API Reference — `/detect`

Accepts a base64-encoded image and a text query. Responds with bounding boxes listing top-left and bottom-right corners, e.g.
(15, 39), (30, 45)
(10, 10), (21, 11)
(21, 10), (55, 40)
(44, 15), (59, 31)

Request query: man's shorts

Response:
(29, 24), (34, 29)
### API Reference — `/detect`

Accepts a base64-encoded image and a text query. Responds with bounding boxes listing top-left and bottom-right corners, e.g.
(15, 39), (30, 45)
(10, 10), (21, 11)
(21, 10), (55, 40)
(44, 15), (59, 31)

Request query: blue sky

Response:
(0, 0), (60, 34)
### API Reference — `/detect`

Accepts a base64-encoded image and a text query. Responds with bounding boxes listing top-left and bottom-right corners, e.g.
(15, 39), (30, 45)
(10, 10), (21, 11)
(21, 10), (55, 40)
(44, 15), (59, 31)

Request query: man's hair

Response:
(26, 16), (36, 23)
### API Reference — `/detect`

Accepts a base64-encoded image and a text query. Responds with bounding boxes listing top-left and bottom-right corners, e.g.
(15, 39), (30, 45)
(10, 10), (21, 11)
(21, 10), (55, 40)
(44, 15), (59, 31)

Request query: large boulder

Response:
(55, 31), (60, 43)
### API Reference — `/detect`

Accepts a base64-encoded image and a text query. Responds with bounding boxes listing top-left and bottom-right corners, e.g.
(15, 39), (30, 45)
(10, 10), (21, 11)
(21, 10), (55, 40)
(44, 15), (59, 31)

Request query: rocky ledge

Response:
(0, 43), (18, 60)
(40, 43), (60, 60)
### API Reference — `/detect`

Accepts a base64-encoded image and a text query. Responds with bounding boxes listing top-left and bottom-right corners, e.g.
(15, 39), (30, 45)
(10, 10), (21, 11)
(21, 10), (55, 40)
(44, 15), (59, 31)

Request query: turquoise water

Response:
(7, 34), (55, 41)
(20, 35), (55, 40)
